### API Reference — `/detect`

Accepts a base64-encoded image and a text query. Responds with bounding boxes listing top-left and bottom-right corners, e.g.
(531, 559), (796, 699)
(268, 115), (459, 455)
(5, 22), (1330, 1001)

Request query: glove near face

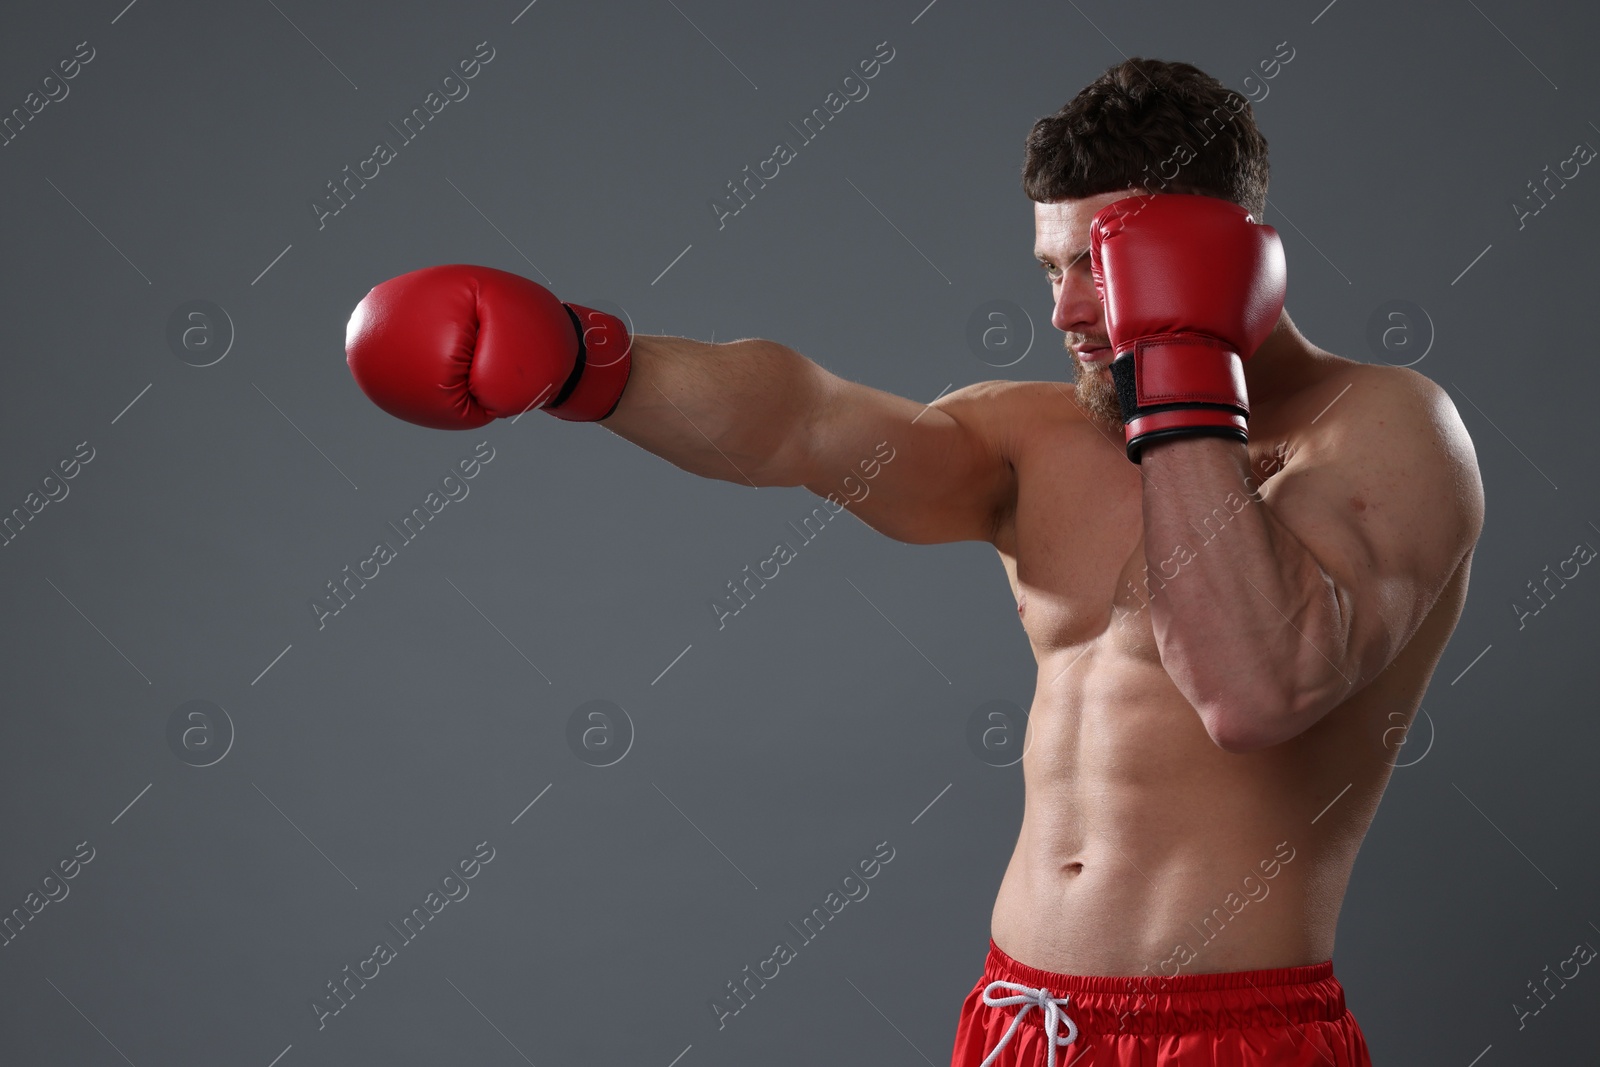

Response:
(1088, 194), (1286, 463)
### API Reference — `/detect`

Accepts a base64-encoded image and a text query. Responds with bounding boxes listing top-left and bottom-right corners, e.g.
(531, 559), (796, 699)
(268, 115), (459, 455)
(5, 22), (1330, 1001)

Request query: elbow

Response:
(1203, 715), (1280, 755)
(1198, 687), (1303, 755)
(746, 341), (823, 487)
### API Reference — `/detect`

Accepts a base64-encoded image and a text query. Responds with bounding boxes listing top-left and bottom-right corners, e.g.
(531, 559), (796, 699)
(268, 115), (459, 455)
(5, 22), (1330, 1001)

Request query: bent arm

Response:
(1141, 369), (1483, 752)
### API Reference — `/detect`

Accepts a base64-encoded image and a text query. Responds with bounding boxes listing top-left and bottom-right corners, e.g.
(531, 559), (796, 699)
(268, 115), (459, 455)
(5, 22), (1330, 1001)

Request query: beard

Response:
(1069, 344), (1123, 432)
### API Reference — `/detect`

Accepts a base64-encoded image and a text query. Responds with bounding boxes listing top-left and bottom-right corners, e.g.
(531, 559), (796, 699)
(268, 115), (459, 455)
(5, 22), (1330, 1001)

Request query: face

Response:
(1033, 190), (1141, 430)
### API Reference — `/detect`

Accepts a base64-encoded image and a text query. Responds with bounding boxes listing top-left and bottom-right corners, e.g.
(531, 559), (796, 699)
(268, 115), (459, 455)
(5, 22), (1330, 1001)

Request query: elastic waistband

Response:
(980, 939), (1347, 1036)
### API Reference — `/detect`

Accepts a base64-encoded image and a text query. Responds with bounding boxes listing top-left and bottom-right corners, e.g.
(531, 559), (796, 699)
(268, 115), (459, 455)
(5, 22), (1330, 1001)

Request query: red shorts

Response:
(950, 940), (1372, 1066)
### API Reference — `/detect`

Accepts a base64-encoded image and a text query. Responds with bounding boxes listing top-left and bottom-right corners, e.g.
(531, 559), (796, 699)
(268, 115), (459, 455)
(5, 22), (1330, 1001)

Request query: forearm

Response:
(600, 335), (818, 486)
(1139, 436), (1350, 751)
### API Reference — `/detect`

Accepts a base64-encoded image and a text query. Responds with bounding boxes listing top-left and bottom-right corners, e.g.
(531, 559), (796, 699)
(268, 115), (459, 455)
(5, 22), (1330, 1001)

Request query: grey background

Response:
(0, 0), (1594, 1063)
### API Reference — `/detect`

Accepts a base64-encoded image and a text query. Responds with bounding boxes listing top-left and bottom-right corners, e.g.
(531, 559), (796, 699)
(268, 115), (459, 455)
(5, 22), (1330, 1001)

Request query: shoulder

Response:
(934, 378), (1090, 452)
(938, 378), (1093, 431)
(1323, 360), (1454, 421)
(1294, 360), (1479, 482)
(937, 378), (1082, 412)
(1270, 357), (1485, 558)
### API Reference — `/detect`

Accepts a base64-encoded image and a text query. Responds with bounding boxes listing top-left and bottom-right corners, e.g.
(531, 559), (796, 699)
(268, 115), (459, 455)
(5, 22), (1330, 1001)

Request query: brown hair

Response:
(1022, 58), (1269, 219)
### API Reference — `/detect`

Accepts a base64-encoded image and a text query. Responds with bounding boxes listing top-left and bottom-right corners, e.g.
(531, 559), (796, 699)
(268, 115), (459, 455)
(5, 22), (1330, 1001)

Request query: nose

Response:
(1051, 267), (1102, 336)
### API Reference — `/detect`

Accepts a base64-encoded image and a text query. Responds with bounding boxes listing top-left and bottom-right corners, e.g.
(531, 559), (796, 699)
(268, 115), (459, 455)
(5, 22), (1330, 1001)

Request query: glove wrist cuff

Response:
(1110, 336), (1249, 463)
(545, 303), (634, 422)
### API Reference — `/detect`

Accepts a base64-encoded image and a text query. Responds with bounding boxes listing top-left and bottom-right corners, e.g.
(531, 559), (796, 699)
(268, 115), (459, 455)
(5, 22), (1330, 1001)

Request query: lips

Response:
(1073, 345), (1111, 364)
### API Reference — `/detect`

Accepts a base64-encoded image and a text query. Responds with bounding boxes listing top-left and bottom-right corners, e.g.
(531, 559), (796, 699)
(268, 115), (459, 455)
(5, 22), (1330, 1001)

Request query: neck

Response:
(1243, 310), (1317, 406)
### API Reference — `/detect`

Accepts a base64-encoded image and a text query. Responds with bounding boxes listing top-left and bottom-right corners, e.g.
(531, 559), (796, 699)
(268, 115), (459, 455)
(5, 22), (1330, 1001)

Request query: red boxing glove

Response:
(345, 264), (632, 430)
(1089, 194), (1285, 462)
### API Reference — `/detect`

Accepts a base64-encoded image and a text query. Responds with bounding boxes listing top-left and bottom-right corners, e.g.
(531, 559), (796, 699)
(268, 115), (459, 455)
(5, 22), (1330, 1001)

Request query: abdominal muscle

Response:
(989, 640), (1362, 979)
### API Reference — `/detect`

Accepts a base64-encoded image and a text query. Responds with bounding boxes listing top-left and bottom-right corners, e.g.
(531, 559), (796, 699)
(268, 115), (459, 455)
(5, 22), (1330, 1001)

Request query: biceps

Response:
(802, 381), (1013, 545)
(1267, 467), (1463, 677)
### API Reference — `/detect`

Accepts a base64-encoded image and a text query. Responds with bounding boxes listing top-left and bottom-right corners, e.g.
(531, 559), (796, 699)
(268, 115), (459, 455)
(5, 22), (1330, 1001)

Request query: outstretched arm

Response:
(602, 335), (1017, 545)
(339, 264), (1015, 548)
(598, 335), (810, 487)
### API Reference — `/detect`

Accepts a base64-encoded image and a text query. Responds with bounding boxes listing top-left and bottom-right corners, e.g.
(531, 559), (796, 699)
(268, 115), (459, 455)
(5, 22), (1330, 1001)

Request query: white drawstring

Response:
(977, 979), (1079, 1066)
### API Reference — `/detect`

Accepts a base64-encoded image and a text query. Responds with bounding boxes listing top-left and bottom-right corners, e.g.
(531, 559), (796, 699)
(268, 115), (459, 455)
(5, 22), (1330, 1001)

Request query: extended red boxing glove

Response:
(344, 264), (633, 430)
(1089, 194), (1285, 462)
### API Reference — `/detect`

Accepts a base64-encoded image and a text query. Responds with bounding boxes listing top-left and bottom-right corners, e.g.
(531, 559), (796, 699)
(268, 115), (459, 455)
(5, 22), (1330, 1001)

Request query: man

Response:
(344, 57), (1483, 1066)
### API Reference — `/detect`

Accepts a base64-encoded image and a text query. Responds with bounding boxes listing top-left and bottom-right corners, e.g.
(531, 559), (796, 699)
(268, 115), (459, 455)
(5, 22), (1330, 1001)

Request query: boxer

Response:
(345, 57), (1484, 1066)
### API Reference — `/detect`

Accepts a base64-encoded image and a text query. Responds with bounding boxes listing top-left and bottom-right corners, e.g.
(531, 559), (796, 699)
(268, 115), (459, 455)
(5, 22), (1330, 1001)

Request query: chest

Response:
(996, 427), (1292, 661)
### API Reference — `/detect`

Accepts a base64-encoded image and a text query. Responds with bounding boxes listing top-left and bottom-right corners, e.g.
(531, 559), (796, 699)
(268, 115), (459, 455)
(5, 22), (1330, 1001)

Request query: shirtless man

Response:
(343, 58), (1483, 1067)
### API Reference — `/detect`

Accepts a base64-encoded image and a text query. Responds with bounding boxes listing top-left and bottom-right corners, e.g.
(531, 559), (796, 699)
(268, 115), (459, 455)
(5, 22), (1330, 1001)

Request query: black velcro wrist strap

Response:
(546, 303), (590, 411)
(1111, 354), (1140, 424)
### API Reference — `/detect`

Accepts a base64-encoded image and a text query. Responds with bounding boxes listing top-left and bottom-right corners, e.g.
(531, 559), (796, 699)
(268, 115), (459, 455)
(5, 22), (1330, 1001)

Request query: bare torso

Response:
(985, 356), (1470, 978)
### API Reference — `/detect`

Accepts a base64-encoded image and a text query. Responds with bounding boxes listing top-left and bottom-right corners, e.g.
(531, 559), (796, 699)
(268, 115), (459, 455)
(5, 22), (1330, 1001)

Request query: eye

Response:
(1040, 261), (1062, 281)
